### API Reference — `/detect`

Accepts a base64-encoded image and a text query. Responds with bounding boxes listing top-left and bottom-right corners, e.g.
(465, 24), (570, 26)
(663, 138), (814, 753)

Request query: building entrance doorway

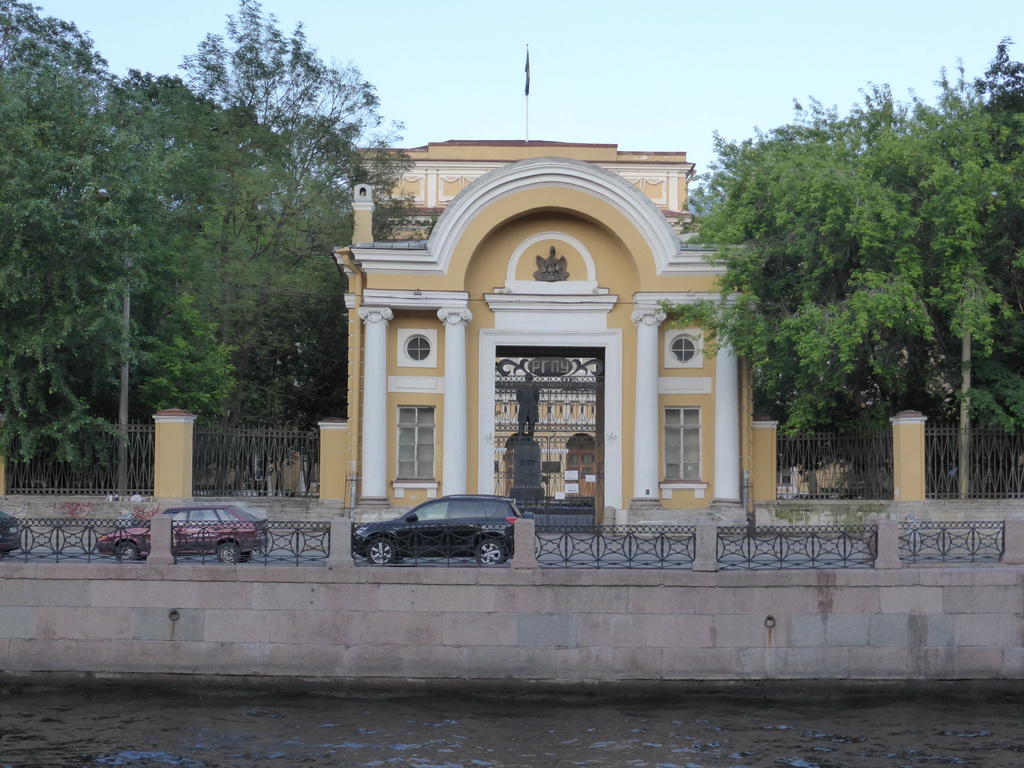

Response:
(493, 347), (604, 521)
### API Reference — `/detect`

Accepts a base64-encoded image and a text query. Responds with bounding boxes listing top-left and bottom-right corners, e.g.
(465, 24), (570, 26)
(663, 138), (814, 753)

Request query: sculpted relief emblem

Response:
(533, 245), (569, 282)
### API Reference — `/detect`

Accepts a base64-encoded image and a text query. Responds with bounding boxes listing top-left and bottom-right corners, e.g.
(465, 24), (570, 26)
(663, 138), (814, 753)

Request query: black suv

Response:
(0, 509), (20, 557)
(353, 495), (523, 566)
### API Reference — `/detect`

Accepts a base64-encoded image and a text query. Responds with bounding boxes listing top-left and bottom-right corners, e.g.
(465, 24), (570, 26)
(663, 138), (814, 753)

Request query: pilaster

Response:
(152, 409), (196, 500)
(891, 410), (927, 502)
(712, 343), (740, 505)
(751, 417), (778, 502)
(318, 418), (349, 503)
(357, 306), (392, 505)
(630, 306), (664, 510)
(438, 307), (472, 495)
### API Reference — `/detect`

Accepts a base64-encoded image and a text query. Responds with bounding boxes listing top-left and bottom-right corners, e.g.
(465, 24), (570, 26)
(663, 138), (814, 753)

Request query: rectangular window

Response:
(664, 407), (701, 480)
(397, 406), (435, 479)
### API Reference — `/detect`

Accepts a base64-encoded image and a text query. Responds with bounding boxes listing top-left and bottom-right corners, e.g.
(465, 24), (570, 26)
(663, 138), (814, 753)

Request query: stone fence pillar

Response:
(891, 411), (927, 502)
(751, 416), (778, 502)
(327, 517), (354, 569)
(512, 517), (538, 569)
(147, 512), (175, 565)
(871, 517), (902, 569)
(1001, 518), (1024, 564)
(153, 409), (196, 500)
(691, 519), (720, 571)
(318, 418), (349, 503)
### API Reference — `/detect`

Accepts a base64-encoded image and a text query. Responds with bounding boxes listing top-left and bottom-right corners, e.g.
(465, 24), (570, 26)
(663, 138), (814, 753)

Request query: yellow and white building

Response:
(334, 141), (754, 522)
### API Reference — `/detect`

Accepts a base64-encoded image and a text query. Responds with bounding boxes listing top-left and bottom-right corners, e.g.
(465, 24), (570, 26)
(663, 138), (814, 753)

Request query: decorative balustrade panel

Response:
(926, 425), (1024, 500)
(351, 522), (515, 567)
(777, 431), (893, 500)
(535, 525), (696, 569)
(250, 521), (330, 566)
(192, 426), (320, 498)
(0, 518), (141, 563)
(717, 525), (877, 570)
(899, 520), (1004, 564)
(5, 425), (154, 496)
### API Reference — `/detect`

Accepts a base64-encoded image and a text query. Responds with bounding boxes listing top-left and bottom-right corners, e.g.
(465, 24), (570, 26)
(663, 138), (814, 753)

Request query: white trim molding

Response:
(505, 231), (601, 294)
(477, 328), (624, 509)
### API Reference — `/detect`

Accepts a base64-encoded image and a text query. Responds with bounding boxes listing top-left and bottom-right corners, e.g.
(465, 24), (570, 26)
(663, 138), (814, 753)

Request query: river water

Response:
(2, 686), (1023, 767)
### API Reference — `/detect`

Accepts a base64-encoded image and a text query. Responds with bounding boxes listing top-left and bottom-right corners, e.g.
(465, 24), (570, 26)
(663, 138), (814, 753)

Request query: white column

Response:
(631, 308), (665, 501)
(713, 343), (740, 503)
(438, 307), (472, 495)
(357, 306), (392, 501)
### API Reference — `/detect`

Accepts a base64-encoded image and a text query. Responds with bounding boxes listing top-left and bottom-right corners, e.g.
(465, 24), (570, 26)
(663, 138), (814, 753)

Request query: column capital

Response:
(437, 307), (473, 326)
(357, 306), (393, 324)
(631, 308), (666, 327)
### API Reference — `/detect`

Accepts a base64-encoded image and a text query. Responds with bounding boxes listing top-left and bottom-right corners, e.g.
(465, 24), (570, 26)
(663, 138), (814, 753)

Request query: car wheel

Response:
(366, 536), (396, 565)
(474, 538), (507, 566)
(216, 541), (241, 564)
(115, 541), (141, 562)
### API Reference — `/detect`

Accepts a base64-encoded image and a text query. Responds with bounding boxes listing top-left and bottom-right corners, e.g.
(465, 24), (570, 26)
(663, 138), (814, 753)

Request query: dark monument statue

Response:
(510, 374), (543, 501)
(516, 374), (540, 436)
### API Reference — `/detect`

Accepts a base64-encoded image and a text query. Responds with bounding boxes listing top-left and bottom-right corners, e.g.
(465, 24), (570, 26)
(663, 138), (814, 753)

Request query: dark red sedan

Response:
(97, 505), (267, 563)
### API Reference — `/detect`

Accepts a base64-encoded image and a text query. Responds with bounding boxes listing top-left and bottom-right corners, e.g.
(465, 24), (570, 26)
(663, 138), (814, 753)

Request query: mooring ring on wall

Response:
(764, 615), (776, 629)
(168, 609), (180, 622)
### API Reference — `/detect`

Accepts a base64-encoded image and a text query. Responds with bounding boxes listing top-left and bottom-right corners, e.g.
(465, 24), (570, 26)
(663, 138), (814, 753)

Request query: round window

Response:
(406, 335), (431, 361)
(670, 335), (697, 363)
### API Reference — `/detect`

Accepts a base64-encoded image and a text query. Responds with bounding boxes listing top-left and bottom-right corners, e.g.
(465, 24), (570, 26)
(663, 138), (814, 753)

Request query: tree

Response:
(0, 1), (240, 463)
(0, 1), (126, 461)
(673, 44), (1024, 433)
(181, 0), (409, 426)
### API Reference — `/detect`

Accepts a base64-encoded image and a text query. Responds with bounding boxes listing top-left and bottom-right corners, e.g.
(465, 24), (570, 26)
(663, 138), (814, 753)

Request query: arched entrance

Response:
(493, 348), (604, 521)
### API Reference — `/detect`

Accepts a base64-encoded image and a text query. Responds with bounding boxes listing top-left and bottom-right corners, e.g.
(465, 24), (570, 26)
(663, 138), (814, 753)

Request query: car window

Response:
(448, 500), (484, 519)
(481, 500), (514, 519)
(410, 501), (448, 521)
(190, 509), (221, 522)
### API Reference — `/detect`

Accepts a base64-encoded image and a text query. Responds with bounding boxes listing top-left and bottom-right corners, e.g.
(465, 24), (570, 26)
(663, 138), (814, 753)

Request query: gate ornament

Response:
(533, 246), (569, 282)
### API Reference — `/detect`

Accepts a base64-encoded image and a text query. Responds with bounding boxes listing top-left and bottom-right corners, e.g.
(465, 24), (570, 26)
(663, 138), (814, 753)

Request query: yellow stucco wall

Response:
(346, 146), (746, 513)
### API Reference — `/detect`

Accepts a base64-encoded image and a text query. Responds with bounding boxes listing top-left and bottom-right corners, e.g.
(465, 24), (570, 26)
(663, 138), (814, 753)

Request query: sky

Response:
(31, 0), (1024, 176)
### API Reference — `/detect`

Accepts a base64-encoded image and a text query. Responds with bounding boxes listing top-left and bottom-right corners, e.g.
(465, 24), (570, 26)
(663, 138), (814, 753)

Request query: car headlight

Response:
(354, 525), (369, 536)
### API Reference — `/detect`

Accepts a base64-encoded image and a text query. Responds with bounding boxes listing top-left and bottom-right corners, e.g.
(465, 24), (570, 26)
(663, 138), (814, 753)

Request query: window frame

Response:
(397, 405), (436, 480)
(664, 406), (702, 481)
(397, 328), (438, 368)
(664, 329), (704, 369)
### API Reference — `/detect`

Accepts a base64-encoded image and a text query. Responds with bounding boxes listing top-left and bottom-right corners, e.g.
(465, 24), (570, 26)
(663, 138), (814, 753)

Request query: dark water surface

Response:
(3, 687), (1024, 767)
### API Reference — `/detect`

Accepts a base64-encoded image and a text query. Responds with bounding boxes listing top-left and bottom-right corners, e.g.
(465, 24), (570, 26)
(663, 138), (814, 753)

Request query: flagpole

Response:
(524, 45), (530, 142)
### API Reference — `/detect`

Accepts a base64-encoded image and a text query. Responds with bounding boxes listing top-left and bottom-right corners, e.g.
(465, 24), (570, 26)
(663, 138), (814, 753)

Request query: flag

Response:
(525, 49), (530, 96)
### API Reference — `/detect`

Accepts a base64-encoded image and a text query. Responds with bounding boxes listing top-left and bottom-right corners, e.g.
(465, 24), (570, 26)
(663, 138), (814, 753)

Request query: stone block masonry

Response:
(2, 562), (1024, 689)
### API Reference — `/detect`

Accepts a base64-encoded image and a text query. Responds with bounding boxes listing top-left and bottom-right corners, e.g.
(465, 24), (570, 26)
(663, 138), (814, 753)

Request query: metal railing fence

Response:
(777, 430), (893, 500)
(899, 520), (1004, 564)
(535, 524), (696, 568)
(352, 521), (515, 567)
(5, 425), (154, 496)
(0, 518), (142, 563)
(926, 425), (1024, 500)
(717, 525), (877, 570)
(170, 520), (329, 565)
(1, 518), (1014, 570)
(193, 425), (320, 498)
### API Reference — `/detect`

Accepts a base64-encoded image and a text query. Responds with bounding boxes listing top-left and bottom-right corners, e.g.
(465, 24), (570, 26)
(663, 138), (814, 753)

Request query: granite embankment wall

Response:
(2, 553), (1024, 690)
(5, 495), (1024, 525)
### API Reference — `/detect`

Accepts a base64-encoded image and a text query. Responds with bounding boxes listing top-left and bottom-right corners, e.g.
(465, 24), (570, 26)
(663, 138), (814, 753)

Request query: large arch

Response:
(427, 157), (681, 276)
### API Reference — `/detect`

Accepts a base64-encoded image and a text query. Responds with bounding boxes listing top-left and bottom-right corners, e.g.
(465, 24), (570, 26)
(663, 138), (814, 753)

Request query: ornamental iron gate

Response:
(494, 353), (604, 521)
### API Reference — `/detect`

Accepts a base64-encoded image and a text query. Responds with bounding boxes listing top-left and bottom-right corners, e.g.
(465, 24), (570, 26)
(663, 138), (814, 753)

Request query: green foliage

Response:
(0, 0), (406, 465)
(181, 0), (409, 426)
(137, 294), (235, 414)
(0, 1), (123, 461)
(678, 45), (1024, 432)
